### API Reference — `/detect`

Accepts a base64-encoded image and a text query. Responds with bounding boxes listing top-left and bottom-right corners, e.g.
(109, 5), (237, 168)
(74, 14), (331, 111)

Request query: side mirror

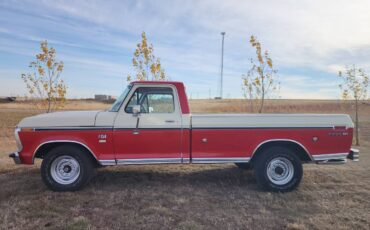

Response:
(132, 105), (141, 115)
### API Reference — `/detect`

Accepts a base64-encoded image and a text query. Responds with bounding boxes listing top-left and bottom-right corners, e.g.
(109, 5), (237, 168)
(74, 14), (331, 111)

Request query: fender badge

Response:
(98, 134), (107, 143)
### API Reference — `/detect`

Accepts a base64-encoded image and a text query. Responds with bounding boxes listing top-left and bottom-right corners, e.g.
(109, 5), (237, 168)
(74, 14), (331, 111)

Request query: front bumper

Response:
(9, 152), (21, 164)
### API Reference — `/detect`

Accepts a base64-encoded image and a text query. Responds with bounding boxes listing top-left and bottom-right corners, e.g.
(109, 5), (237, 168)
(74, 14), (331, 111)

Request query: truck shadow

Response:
(1, 164), (335, 195)
(0, 165), (259, 195)
(90, 165), (259, 191)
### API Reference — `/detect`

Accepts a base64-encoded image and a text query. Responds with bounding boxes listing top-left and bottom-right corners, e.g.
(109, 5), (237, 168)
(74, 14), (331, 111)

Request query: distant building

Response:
(0, 97), (16, 103)
(94, 94), (113, 101)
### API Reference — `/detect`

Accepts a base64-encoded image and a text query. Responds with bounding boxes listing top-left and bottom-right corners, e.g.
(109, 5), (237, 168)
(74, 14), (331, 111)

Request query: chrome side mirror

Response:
(132, 105), (141, 115)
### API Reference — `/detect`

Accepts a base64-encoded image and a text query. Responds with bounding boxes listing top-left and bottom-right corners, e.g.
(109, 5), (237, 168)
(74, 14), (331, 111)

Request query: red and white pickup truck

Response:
(10, 81), (359, 192)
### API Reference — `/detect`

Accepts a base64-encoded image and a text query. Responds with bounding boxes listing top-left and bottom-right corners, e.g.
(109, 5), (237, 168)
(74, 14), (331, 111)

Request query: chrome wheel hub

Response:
(50, 155), (80, 185)
(266, 157), (294, 185)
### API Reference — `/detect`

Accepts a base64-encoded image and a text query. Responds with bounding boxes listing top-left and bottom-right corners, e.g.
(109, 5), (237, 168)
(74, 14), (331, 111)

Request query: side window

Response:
(125, 87), (175, 113)
(146, 93), (174, 113)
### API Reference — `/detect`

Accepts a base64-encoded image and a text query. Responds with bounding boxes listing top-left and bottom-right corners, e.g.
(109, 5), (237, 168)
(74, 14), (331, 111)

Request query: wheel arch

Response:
(250, 139), (313, 164)
(33, 140), (99, 165)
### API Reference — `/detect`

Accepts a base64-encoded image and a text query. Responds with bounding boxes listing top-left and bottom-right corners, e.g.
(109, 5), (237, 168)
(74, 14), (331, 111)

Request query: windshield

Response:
(109, 85), (132, 112)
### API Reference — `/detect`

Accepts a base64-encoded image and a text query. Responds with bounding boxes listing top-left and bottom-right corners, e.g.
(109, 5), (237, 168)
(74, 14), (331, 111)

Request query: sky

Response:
(1, 0), (370, 99)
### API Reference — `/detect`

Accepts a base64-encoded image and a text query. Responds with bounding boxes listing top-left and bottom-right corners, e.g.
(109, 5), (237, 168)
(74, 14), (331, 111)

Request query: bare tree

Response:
(21, 40), (66, 113)
(338, 65), (369, 145)
(127, 32), (167, 81)
(242, 35), (279, 113)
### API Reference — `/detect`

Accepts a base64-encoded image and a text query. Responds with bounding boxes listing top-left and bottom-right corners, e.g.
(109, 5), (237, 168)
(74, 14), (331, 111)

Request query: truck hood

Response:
(18, 110), (102, 128)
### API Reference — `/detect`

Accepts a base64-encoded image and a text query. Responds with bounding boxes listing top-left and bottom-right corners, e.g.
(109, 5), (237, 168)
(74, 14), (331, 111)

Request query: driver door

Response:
(113, 85), (183, 164)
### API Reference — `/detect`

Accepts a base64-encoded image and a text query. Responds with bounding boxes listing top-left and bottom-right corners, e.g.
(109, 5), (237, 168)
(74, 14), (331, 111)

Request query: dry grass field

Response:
(0, 99), (369, 230)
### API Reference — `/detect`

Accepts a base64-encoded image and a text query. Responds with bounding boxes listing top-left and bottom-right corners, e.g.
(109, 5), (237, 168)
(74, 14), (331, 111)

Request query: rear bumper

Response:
(347, 148), (359, 162)
(313, 148), (359, 164)
(9, 152), (21, 164)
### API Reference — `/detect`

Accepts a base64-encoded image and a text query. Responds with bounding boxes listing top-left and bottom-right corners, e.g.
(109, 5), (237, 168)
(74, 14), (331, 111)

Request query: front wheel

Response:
(254, 146), (303, 192)
(41, 145), (96, 191)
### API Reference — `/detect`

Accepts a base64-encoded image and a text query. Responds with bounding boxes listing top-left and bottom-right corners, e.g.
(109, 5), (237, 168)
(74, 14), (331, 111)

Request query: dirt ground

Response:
(0, 100), (369, 230)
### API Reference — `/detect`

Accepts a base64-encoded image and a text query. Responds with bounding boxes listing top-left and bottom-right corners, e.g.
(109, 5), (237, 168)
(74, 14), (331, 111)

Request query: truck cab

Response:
(108, 81), (191, 164)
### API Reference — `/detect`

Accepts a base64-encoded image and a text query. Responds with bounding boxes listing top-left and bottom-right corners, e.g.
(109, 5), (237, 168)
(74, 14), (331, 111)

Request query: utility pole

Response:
(220, 32), (225, 99)
(353, 64), (360, 145)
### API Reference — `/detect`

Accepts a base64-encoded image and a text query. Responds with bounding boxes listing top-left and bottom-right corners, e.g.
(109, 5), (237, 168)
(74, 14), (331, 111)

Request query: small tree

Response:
(21, 40), (66, 113)
(338, 65), (369, 145)
(242, 35), (279, 113)
(127, 32), (167, 81)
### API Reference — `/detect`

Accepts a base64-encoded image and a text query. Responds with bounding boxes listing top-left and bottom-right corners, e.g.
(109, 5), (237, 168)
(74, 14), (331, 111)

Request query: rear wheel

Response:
(41, 145), (96, 191)
(254, 146), (303, 192)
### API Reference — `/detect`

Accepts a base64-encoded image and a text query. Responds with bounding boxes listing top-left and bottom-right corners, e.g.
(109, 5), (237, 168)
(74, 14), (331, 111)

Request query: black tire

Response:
(235, 163), (252, 170)
(41, 145), (96, 191)
(253, 146), (303, 192)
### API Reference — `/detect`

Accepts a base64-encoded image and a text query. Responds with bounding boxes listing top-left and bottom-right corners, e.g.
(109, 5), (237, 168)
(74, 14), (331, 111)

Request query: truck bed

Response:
(190, 113), (354, 162)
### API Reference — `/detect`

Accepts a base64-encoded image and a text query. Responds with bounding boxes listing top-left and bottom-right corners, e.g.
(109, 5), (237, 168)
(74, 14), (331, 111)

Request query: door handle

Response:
(132, 130), (140, 135)
(165, 120), (175, 123)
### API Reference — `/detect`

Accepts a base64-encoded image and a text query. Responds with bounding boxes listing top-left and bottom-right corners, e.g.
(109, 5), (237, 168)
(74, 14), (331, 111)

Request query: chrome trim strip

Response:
(116, 158), (182, 165)
(252, 139), (313, 161)
(182, 158), (190, 163)
(99, 160), (117, 166)
(32, 140), (99, 164)
(113, 128), (183, 130)
(312, 153), (348, 161)
(192, 157), (250, 164)
(33, 126), (112, 131)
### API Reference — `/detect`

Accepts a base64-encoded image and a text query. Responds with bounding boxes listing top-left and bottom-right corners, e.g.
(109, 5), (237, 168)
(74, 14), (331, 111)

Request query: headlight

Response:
(15, 127), (23, 151)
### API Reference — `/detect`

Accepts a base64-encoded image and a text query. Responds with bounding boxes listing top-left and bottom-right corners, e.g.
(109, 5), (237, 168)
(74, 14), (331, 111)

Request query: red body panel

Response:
(181, 129), (191, 160)
(18, 130), (115, 164)
(113, 129), (182, 159)
(191, 128), (353, 158)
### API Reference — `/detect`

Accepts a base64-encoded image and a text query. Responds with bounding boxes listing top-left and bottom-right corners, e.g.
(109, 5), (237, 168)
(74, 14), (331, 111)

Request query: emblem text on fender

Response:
(98, 134), (107, 143)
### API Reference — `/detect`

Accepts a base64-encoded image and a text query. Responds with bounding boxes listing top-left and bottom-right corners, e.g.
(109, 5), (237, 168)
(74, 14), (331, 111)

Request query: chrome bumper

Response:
(347, 148), (359, 162)
(9, 152), (21, 164)
(313, 148), (359, 165)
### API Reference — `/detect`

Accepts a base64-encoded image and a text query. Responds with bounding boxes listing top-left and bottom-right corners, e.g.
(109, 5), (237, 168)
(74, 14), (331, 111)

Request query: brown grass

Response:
(0, 99), (369, 229)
